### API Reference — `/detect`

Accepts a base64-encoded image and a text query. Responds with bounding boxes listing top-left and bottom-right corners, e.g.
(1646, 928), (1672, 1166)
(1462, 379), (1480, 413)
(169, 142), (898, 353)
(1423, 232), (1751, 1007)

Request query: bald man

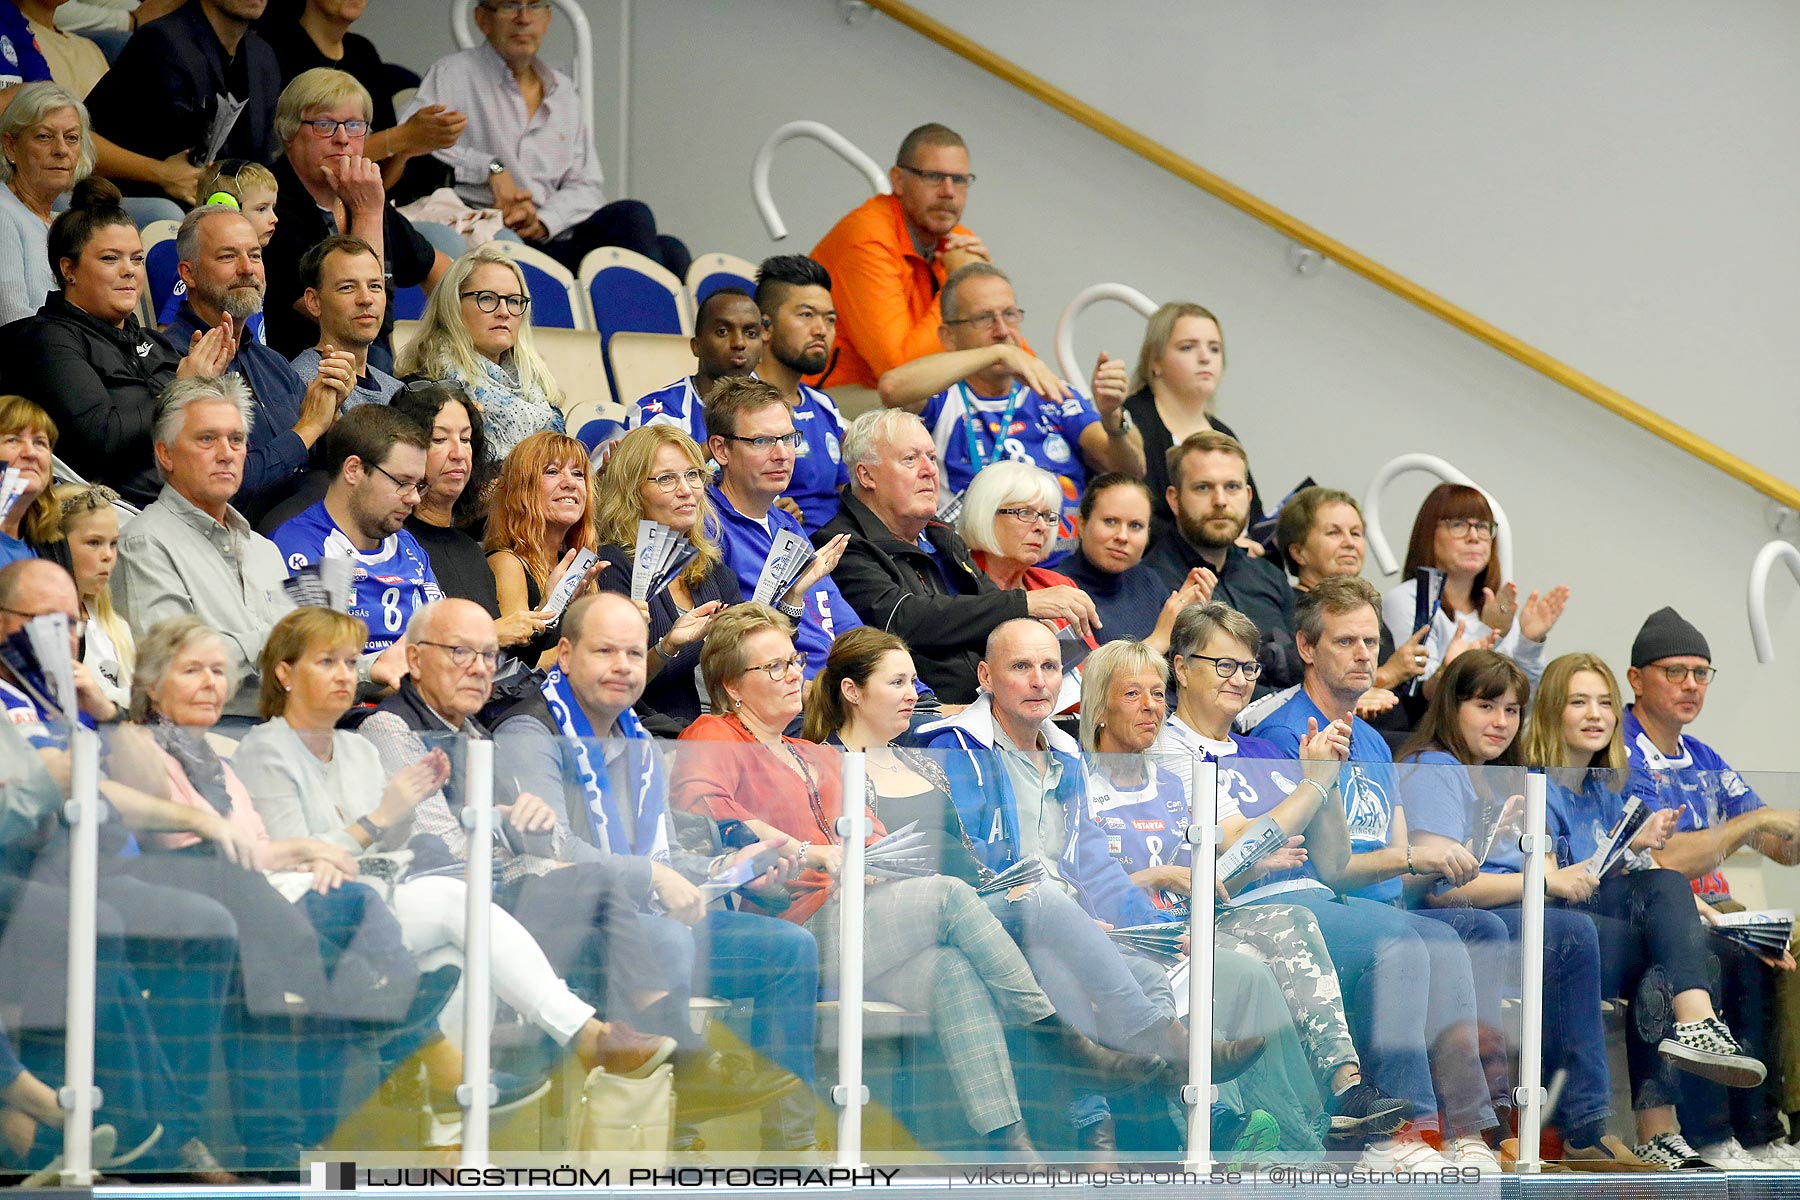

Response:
(357, 598), (799, 1126)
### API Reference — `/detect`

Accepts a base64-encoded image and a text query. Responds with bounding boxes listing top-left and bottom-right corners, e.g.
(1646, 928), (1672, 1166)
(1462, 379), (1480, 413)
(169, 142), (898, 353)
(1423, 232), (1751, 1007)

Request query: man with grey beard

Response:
(166, 205), (357, 520)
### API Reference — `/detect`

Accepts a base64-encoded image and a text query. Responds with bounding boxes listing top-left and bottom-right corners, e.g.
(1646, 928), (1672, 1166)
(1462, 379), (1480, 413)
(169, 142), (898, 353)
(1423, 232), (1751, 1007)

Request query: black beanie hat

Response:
(1630, 606), (1710, 668)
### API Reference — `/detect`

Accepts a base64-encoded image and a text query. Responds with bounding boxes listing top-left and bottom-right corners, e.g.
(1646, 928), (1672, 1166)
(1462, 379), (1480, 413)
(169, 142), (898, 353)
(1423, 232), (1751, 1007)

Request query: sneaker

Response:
(1633, 1132), (1718, 1171)
(1359, 1136), (1455, 1171)
(1560, 1133), (1660, 1173)
(1738, 1140), (1800, 1170)
(1326, 1080), (1409, 1142)
(1451, 1134), (1503, 1174)
(1214, 1108), (1280, 1162)
(1659, 1018), (1767, 1088)
(1696, 1136), (1771, 1170)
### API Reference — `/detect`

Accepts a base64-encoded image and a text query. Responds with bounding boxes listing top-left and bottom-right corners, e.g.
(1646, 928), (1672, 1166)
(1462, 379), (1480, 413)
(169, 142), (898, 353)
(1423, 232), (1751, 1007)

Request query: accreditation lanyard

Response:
(956, 382), (1026, 474)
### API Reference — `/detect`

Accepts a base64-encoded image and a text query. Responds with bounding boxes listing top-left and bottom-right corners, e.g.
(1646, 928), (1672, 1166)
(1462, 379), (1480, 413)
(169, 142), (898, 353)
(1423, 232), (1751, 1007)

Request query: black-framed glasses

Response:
(647, 467), (706, 493)
(1438, 517), (1494, 540)
(722, 432), (801, 451)
(897, 164), (976, 189)
(1182, 652), (1262, 681)
(482, 0), (550, 13)
(996, 506), (1058, 528)
(302, 118), (370, 138)
(417, 641), (500, 670)
(369, 461), (426, 500)
(745, 653), (807, 682)
(0, 607), (85, 638)
(1656, 664), (1717, 685)
(461, 289), (531, 315)
(943, 307), (1025, 330)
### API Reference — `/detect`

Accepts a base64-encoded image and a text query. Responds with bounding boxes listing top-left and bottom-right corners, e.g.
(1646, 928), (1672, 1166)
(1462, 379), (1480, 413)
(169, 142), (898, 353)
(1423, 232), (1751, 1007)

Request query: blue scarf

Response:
(541, 669), (667, 860)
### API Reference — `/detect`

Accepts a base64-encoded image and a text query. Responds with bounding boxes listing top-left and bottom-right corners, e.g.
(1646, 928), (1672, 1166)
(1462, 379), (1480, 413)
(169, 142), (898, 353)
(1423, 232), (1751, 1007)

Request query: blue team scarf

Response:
(540, 669), (666, 859)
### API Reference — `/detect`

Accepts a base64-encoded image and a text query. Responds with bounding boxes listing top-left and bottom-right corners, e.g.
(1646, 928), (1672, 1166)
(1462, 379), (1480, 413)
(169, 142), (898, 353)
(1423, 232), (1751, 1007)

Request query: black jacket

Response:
(85, 2), (280, 192)
(0, 294), (181, 506)
(815, 491), (1027, 705)
(1143, 530), (1302, 688)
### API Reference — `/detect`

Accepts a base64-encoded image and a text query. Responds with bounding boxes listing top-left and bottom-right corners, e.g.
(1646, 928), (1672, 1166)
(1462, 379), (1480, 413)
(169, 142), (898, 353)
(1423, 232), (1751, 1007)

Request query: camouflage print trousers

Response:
(1217, 900), (1358, 1087)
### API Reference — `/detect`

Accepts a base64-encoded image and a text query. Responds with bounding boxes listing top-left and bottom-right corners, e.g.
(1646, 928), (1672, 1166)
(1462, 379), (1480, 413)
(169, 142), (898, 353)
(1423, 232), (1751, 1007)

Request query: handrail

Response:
(1054, 283), (1157, 388)
(1748, 540), (1800, 663)
(1363, 454), (1514, 585)
(861, 0), (1800, 513)
(451, 0), (601, 178)
(752, 121), (890, 241)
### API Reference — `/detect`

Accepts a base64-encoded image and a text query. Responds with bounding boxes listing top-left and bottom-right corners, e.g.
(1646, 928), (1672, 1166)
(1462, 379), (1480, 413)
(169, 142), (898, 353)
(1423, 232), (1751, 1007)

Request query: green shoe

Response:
(1212, 1106), (1280, 1162)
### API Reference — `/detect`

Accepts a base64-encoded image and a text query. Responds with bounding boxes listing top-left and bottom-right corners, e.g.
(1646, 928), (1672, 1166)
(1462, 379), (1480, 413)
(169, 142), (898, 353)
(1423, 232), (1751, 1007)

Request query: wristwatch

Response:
(777, 600), (805, 621)
(487, 158), (506, 177)
(1105, 408), (1134, 438)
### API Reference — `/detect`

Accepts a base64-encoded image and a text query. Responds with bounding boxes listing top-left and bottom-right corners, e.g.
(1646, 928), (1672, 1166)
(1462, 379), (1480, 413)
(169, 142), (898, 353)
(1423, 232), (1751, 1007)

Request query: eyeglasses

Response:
(647, 467), (706, 493)
(897, 164), (976, 189)
(1439, 517), (1494, 540)
(744, 653), (807, 682)
(369, 461), (426, 500)
(302, 118), (370, 138)
(722, 432), (801, 451)
(996, 506), (1058, 528)
(1656, 664), (1717, 685)
(418, 641), (500, 670)
(0, 607), (85, 638)
(461, 289), (531, 316)
(1182, 652), (1263, 681)
(482, 0), (550, 13)
(943, 307), (1025, 331)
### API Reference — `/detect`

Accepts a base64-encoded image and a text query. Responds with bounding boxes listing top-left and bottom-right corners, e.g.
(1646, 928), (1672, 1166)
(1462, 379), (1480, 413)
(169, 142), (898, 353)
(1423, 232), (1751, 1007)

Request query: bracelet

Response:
(776, 601), (804, 621)
(355, 815), (384, 842)
(1297, 777), (1329, 803)
(654, 632), (675, 657)
(1406, 845), (1416, 876)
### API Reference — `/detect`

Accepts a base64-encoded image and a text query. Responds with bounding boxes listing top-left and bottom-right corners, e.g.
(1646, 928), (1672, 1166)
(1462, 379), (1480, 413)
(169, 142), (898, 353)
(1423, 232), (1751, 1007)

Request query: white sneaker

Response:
(1740, 1140), (1800, 1169)
(1450, 1134), (1503, 1174)
(1359, 1137), (1456, 1171)
(1695, 1136), (1767, 1170)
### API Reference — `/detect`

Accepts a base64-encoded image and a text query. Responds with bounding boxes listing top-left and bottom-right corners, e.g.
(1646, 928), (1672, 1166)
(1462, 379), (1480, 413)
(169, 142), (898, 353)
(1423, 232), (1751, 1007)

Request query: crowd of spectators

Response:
(0, 0), (1787, 1181)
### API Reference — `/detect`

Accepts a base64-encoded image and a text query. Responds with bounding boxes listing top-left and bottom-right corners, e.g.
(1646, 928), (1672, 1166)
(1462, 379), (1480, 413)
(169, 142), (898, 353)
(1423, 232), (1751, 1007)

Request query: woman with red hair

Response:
(484, 430), (601, 666)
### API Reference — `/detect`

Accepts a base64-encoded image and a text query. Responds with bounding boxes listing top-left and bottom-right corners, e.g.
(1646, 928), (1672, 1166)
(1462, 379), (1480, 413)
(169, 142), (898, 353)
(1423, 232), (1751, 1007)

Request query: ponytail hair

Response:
(801, 626), (910, 744)
(47, 177), (134, 290)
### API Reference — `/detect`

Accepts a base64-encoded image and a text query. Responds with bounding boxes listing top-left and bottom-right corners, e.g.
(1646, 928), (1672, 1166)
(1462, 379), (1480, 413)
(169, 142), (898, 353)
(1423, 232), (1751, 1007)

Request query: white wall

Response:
(363, 1), (1800, 770)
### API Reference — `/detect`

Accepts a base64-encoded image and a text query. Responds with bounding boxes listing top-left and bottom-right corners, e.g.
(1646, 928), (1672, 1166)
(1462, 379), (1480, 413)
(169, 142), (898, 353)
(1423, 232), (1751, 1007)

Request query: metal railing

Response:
(751, 122), (890, 242)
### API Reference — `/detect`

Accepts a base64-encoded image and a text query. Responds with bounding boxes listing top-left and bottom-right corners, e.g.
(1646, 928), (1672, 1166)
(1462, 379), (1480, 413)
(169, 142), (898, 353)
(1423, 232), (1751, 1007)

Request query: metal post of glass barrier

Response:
(1183, 756), (1218, 1173)
(58, 726), (100, 1186)
(1513, 770), (1549, 1174)
(459, 739), (496, 1166)
(834, 752), (869, 1166)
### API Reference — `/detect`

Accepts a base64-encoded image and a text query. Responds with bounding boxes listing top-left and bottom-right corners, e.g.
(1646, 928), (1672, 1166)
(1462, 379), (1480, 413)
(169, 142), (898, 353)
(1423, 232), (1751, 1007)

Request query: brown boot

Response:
(1029, 1014), (1170, 1086)
(988, 1121), (1040, 1163)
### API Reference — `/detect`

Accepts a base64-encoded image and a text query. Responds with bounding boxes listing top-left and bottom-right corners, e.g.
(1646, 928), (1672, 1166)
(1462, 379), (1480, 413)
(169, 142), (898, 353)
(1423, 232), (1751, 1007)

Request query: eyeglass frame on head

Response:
(996, 506), (1058, 529)
(1181, 652), (1264, 681)
(942, 307), (1025, 331)
(417, 641), (501, 670)
(1438, 517), (1495, 540)
(896, 164), (977, 189)
(460, 289), (531, 316)
(743, 652), (807, 682)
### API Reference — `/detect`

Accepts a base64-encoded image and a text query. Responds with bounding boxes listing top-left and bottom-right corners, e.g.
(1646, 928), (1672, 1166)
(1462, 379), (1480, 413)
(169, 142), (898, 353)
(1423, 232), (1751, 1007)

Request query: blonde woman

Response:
(397, 243), (564, 462)
(41, 482), (134, 709)
(591, 425), (733, 732)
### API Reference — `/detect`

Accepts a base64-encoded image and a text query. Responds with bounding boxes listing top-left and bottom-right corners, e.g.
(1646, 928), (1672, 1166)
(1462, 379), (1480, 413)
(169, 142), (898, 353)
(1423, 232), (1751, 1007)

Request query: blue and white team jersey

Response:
(1253, 691), (1402, 903)
(1083, 762), (1192, 916)
(920, 382), (1100, 558)
(1396, 749), (1526, 884)
(1622, 705), (1761, 898)
(630, 376), (848, 529)
(270, 501), (443, 654)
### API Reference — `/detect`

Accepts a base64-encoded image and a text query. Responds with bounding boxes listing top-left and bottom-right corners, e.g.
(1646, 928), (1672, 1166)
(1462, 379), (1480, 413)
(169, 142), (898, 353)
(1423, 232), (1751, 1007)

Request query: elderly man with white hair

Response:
(816, 408), (1097, 705)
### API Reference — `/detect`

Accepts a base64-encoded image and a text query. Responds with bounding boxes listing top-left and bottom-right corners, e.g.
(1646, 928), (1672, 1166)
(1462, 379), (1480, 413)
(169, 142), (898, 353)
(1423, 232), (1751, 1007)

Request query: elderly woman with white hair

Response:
(959, 459), (1100, 656)
(0, 82), (95, 324)
(397, 243), (565, 463)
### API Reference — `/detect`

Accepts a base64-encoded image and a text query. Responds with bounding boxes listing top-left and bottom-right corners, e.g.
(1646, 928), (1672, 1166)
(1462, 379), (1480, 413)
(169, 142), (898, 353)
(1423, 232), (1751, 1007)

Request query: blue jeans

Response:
(1421, 904), (1613, 1137)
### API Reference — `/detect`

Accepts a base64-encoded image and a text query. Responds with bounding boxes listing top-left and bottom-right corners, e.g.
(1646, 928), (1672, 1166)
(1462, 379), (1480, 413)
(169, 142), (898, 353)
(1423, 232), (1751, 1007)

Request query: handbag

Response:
(566, 1063), (673, 1167)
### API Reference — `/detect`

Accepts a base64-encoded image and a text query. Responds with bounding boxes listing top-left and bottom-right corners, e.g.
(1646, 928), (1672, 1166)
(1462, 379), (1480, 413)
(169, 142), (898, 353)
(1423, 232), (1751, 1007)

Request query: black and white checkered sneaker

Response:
(1659, 1016), (1767, 1088)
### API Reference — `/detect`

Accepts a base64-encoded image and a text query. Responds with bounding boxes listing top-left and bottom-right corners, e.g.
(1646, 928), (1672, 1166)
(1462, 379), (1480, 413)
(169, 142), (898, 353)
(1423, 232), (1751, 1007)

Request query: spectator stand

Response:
(490, 241), (589, 331)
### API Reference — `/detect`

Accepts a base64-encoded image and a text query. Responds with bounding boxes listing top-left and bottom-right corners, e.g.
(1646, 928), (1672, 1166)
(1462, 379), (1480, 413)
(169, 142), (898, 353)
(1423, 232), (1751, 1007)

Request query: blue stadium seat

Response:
(577, 247), (690, 399)
(490, 241), (586, 330)
(391, 285), (429, 322)
(140, 220), (182, 328)
(685, 252), (759, 319)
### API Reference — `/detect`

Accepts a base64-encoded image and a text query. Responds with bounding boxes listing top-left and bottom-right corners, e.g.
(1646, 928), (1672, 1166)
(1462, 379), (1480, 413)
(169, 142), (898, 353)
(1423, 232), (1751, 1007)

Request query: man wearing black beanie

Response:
(1623, 606), (1800, 1166)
